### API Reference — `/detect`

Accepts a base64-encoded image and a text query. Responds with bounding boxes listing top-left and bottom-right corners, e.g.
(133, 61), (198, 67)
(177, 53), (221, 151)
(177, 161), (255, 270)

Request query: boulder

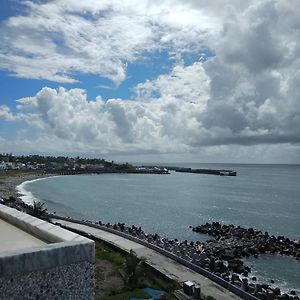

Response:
(242, 278), (249, 292)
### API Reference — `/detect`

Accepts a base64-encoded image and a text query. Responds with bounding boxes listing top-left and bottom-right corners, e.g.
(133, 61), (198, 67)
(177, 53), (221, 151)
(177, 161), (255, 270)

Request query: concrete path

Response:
(52, 219), (241, 300)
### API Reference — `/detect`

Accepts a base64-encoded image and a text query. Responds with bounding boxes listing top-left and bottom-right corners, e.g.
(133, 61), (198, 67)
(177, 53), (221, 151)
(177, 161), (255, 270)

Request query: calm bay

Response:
(20, 163), (300, 293)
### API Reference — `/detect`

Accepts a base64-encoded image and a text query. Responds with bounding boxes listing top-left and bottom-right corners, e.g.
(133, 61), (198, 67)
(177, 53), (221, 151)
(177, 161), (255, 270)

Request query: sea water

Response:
(20, 163), (300, 293)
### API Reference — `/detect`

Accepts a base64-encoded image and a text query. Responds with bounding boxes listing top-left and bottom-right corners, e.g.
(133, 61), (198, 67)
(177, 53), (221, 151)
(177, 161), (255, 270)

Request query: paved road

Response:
(52, 219), (241, 300)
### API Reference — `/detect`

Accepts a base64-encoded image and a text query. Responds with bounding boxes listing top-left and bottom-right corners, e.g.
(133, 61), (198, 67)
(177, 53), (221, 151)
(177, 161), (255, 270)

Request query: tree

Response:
(8, 196), (16, 203)
(27, 201), (48, 219)
(123, 250), (144, 289)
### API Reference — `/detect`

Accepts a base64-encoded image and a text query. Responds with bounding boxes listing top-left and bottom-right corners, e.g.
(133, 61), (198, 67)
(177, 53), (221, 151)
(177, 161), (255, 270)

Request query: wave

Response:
(246, 269), (299, 294)
(244, 254), (300, 294)
(16, 176), (60, 206)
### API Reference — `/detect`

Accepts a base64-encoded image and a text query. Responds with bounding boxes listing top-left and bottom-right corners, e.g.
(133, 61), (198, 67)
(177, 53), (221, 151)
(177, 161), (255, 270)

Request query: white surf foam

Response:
(16, 176), (60, 206)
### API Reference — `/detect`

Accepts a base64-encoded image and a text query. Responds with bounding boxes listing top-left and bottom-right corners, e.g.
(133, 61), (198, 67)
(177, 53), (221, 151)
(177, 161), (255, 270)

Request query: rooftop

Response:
(0, 218), (45, 252)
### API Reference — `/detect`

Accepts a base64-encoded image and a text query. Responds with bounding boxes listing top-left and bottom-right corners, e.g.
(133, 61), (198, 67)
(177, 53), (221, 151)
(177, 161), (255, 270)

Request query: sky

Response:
(0, 0), (300, 164)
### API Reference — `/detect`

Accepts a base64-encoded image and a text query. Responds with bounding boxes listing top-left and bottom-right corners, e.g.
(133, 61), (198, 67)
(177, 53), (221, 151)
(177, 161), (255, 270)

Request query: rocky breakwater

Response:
(62, 216), (299, 300)
(192, 222), (300, 300)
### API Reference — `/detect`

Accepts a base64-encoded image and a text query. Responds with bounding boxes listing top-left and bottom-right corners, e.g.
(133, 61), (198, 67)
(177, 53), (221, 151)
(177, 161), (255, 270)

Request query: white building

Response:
(0, 161), (6, 170)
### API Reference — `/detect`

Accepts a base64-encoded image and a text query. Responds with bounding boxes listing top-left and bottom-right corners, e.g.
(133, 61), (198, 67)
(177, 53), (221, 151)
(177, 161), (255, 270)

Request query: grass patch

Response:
(95, 241), (125, 266)
(103, 289), (149, 300)
(93, 239), (179, 299)
(139, 265), (180, 292)
(165, 293), (177, 300)
(104, 288), (177, 300)
(104, 289), (176, 300)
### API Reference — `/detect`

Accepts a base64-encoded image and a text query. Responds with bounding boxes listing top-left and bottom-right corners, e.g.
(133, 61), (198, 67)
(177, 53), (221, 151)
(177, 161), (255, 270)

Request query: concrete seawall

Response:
(51, 215), (259, 300)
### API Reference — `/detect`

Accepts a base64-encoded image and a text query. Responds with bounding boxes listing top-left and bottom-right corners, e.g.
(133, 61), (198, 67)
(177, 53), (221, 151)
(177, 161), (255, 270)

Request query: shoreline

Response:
(16, 175), (62, 205)
(0, 169), (170, 204)
(0, 171), (54, 202)
(51, 215), (299, 298)
(0, 171), (299, 298)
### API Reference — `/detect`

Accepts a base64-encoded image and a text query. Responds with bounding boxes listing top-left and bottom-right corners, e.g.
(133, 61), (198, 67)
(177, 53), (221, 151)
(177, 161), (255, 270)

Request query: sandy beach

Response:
(0, 171), (51, 201)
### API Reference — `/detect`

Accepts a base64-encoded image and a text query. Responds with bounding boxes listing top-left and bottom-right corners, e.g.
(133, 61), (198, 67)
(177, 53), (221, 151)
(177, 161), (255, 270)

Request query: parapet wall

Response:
(0, 261), (94, 299)
(0, 204), (95, 300)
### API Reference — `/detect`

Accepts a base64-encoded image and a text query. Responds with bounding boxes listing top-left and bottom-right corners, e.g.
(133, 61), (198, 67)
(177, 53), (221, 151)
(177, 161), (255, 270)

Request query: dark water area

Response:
(22, 163), (300, 292)
(244, 254), (300, 294)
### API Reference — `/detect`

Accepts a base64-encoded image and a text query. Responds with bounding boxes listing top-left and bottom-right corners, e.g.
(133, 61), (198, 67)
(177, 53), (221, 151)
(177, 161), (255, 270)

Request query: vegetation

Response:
(104, 288), (178, 300)
(94, 242), (179, 299)
(8, 196), (17, 203)
(95, 241), (125, 266)
(0, 153), (133, 171)
(2, 197), (49, 220)
(27, 201), (48, 219)
(123, 249), (144, 289)
(103, 289), (149, 300)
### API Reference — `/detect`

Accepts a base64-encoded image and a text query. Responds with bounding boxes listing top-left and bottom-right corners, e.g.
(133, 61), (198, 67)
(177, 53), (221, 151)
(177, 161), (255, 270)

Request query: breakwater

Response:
(172, 167), (237, 176)
(50, 214), (299, 300)
(192, 222), (300, 299)
(192, 222), (300, 260)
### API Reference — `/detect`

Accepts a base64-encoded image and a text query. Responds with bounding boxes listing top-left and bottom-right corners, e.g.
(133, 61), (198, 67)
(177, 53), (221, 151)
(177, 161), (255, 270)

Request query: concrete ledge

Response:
(0, 240), (94, 277)
(0, 204), (94, 277)
(0, 204), (91, 243)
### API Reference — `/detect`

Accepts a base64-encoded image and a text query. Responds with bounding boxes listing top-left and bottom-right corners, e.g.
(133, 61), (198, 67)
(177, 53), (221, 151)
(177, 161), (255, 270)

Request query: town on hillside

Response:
(0, 153), (169, 174)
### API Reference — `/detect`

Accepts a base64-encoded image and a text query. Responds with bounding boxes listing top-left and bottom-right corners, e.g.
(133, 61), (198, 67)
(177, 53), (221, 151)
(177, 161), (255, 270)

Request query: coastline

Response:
(0, 171), (54, 203)
(51, 216), (300, 298)
(0, 170), (299, 297)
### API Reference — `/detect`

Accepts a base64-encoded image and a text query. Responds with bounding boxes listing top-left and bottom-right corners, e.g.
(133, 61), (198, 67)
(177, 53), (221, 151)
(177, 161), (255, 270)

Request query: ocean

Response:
(18, 163), (300, 293)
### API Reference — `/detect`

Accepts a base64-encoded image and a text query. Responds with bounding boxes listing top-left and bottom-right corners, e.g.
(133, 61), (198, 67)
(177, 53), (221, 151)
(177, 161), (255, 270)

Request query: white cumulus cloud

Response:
(0, 0), (300, 162)
(0, 0), (219, 84)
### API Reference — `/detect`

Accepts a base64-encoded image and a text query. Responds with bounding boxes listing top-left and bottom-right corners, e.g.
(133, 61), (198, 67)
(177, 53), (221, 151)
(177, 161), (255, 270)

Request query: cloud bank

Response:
(0, 0), (219, 84)
(0, 0), (300, 162)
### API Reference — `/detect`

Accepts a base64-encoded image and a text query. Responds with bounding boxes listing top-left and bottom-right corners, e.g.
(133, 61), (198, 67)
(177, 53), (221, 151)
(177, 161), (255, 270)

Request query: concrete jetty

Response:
(172, 167), (237, 176)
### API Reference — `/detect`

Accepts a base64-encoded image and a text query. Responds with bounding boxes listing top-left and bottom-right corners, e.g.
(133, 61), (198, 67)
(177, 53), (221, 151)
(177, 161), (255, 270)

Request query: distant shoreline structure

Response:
(11, 165), (237, 206)
(170, 167), (237, 176)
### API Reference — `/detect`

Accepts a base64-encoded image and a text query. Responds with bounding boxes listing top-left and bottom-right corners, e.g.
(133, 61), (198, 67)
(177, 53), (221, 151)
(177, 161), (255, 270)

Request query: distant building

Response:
(5, 162), (14, 170)
(16, 162), (26, 170)
(0, 161), (6, 170)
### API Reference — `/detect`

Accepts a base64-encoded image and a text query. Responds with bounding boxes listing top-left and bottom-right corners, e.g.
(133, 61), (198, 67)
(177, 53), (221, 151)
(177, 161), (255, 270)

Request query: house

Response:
(5, 162), (14, 170)
(16, 162), (26, 170)
(0, 161), (6, 170)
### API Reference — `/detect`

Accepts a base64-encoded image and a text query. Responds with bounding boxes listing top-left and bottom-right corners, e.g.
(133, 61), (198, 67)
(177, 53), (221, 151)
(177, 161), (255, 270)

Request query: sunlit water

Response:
(21, 163), (300, 293)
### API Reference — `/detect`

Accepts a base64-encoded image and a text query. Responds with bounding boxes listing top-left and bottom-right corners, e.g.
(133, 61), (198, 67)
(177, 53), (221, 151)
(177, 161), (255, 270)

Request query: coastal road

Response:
(52, 218), (241, 300)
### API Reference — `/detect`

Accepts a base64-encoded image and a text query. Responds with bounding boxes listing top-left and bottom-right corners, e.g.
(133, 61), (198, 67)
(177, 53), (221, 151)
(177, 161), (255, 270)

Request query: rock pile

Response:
(78, 218), (300, 300)
(192, 222), (300, 299)
(192, 222), (300, 261)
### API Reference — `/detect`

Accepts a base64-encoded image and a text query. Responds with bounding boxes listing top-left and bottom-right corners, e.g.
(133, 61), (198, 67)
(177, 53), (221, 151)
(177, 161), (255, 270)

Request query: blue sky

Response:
(0, 49), (174, 107)
(0, 41), (211, 106)
(0, 0), (299, 163)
